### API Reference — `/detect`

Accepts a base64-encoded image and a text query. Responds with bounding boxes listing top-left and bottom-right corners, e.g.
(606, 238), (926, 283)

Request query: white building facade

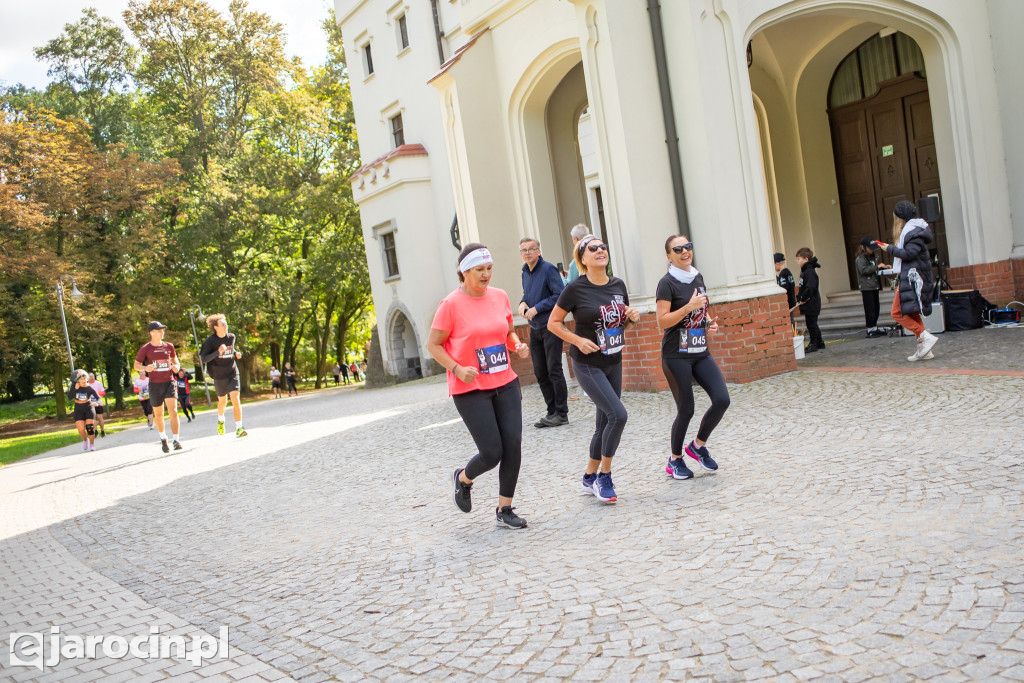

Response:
(337, 0), (1024, 386)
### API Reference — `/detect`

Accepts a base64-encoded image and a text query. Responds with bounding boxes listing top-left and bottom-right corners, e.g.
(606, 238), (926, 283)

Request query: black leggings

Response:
(452, 378), (523, 498)
(573, 361), (627, 461)
(179, 395), (196, 419)
(861, 289), (880, 328)
(662, 356), (731, 455)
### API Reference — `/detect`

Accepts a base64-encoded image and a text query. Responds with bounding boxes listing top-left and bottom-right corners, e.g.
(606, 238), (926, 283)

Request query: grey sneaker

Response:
(453, 468), (472, 513)
(539, 414), (568, 427)
(496, 506), (527, 529)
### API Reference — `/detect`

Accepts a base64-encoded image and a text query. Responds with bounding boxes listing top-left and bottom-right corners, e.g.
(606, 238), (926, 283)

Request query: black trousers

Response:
(178, 394), (196, 419)
(528, 326), (568, 417)
(573, 361), (627, 461)
(804, 313), (824, 349)
(453, 378), (523, 498)
(662, 356), (731, 455)
(861, 289), (880, 328)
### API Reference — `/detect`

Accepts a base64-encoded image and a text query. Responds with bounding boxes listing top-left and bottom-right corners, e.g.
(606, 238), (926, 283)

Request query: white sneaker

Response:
(908, 349), (935, 362)
(918, 330), (938, 356)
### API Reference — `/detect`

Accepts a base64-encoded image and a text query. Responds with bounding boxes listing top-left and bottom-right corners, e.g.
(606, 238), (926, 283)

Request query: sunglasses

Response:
(671, 243), (694, 254)
(585, 243), (609, 253)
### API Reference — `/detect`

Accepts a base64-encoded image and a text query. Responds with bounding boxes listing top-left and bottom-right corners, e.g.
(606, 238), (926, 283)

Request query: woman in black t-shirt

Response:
(68, 369), (100, 452)
(656, 235), (730, 480)
(548, 235), (640, 504)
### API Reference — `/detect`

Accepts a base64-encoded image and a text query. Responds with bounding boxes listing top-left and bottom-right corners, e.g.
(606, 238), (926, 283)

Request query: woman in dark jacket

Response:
(855, 237), (889, 337)
(877, 200), (938, 361)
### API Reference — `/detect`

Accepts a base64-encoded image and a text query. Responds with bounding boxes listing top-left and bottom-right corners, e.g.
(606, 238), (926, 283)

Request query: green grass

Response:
(0, 396), (57, 425)
(0, 429), (87, 466)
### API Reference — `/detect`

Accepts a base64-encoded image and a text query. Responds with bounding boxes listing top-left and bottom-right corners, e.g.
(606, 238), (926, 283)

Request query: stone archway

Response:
(386, 308), (422, 381)
(745, 1), (974, 295)
(508, 44), (596, 270)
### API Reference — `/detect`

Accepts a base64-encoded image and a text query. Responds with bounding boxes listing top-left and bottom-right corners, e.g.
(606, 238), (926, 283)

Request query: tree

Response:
(34, 8), (137, 148)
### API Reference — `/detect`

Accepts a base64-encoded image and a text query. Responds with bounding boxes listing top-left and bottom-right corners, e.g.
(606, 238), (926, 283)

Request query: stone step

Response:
(795, 289), (897, 333)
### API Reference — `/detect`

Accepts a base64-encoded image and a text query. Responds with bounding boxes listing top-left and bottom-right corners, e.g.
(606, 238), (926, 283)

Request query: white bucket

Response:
(793, 335), (805, 360)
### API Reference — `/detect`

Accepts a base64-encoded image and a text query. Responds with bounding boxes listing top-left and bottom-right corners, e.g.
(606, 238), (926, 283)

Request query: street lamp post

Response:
(188, 304), (212, 406)
(56, 274), (84, 374)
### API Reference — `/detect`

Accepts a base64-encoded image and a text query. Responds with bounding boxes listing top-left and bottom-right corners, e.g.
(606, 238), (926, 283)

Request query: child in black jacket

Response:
(796, 247), (824, 352)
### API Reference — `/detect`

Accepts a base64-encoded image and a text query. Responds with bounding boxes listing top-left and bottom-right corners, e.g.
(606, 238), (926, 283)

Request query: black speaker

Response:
(917, 196), (940, 222)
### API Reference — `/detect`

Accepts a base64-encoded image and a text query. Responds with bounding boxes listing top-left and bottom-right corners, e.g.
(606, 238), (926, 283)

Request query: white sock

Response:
(172, 432), (179, 442)
(218, 415), (225, 423)
(158, 431), (166, 441)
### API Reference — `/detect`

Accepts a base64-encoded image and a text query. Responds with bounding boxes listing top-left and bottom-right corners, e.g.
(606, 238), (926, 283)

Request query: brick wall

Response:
(510, 291), (797, 390)
(1014, 259), (1024, 302)
(947, 259), (1017, 304)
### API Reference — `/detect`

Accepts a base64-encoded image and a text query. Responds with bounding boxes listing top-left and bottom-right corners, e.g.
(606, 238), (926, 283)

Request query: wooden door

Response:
(828, 74), (947, 289)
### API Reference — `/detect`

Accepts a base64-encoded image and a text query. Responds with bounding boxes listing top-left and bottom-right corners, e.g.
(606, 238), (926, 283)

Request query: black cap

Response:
(893, 200), (917, 220)
(773, 252), (786, 263)
(147, 321), (167, 332)
(859, 236), (876, 249)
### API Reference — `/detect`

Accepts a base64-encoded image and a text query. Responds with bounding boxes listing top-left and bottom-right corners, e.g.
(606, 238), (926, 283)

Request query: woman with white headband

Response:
(427, 242), (531, 529)
(548, 235), (640, 503)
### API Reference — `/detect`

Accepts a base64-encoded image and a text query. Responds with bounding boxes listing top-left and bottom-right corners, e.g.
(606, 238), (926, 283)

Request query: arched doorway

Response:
(745, 2), (974, 298)
(510, 47), (596, 271)
(827, 31), (948, 289)
(387, 309), (422, 381)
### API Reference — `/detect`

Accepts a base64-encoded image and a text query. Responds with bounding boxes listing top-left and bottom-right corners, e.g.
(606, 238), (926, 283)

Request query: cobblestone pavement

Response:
(805, 324), (1024, 372)
(2, 369), (1024, 682)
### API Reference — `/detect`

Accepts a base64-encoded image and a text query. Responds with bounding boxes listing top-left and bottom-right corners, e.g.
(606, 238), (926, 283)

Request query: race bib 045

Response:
(679, 328), (707, 354)
(475, 344), (509, 374)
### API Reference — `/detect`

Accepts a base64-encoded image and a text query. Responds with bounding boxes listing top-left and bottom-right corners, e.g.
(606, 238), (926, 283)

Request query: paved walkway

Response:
(804, 323), (1024, 373)
(2, 370), (1023, 681)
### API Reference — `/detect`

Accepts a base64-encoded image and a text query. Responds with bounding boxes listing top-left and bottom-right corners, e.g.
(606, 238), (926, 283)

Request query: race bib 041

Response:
(475, 344), (509, 374)
(598, 327), (624, 355)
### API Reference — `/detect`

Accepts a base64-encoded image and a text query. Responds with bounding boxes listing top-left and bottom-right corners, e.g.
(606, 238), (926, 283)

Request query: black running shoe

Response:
(496, 506), (527, 529)
(453, 468), (472, 513)
(100, 430), (106, 438)
(161, 439), (170, 453)
(173, 440), (183, 450)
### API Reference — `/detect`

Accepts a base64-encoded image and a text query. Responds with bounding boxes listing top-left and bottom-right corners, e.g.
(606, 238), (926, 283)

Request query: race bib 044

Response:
(475, 344), (509, 374)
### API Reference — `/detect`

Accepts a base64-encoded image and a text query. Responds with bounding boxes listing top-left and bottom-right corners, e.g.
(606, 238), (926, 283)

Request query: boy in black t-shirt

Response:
(200, 313), (247, 437)
(774, 253), (797, 323)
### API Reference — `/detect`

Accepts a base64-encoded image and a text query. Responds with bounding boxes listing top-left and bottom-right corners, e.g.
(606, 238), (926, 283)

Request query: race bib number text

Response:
(476, 344), (509, 374)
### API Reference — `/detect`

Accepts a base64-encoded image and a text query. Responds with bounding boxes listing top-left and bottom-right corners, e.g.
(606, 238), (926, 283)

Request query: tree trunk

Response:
(270, 341), (281, 372)
(335, 315), (348, 366)
(52, 358), (67, 421)
(104, 341), (127, 410)
(313, 297), (337, 390)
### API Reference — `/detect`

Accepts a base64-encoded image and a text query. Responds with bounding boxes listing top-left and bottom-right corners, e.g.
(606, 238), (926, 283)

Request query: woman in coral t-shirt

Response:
(427, 242), (531, 529)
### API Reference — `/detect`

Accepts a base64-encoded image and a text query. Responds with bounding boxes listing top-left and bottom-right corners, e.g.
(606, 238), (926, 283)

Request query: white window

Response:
(397, 14), (409, 50)
(362, 41), (374, 77)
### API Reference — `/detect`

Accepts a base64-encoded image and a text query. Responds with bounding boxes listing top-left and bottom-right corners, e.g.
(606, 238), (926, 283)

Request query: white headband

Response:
(459, 248), (493, 272)
(577, 235), (598, 260)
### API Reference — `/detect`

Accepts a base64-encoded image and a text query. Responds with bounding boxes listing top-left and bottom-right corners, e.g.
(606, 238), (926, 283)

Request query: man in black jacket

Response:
(796, 247), (825, 352)
(200, 313), (248, 437)
(518, 237), (568, 427)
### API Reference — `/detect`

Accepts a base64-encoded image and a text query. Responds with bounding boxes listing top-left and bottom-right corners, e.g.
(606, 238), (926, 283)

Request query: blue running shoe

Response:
(592, 472), (617, 503)
(685, 441), (719, 472)
(665, 457), (694, 480)
(581, 472), (597, 495)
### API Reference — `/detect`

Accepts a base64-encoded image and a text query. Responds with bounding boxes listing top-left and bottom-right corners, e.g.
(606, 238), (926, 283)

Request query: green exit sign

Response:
(882, 144), (894, 157)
